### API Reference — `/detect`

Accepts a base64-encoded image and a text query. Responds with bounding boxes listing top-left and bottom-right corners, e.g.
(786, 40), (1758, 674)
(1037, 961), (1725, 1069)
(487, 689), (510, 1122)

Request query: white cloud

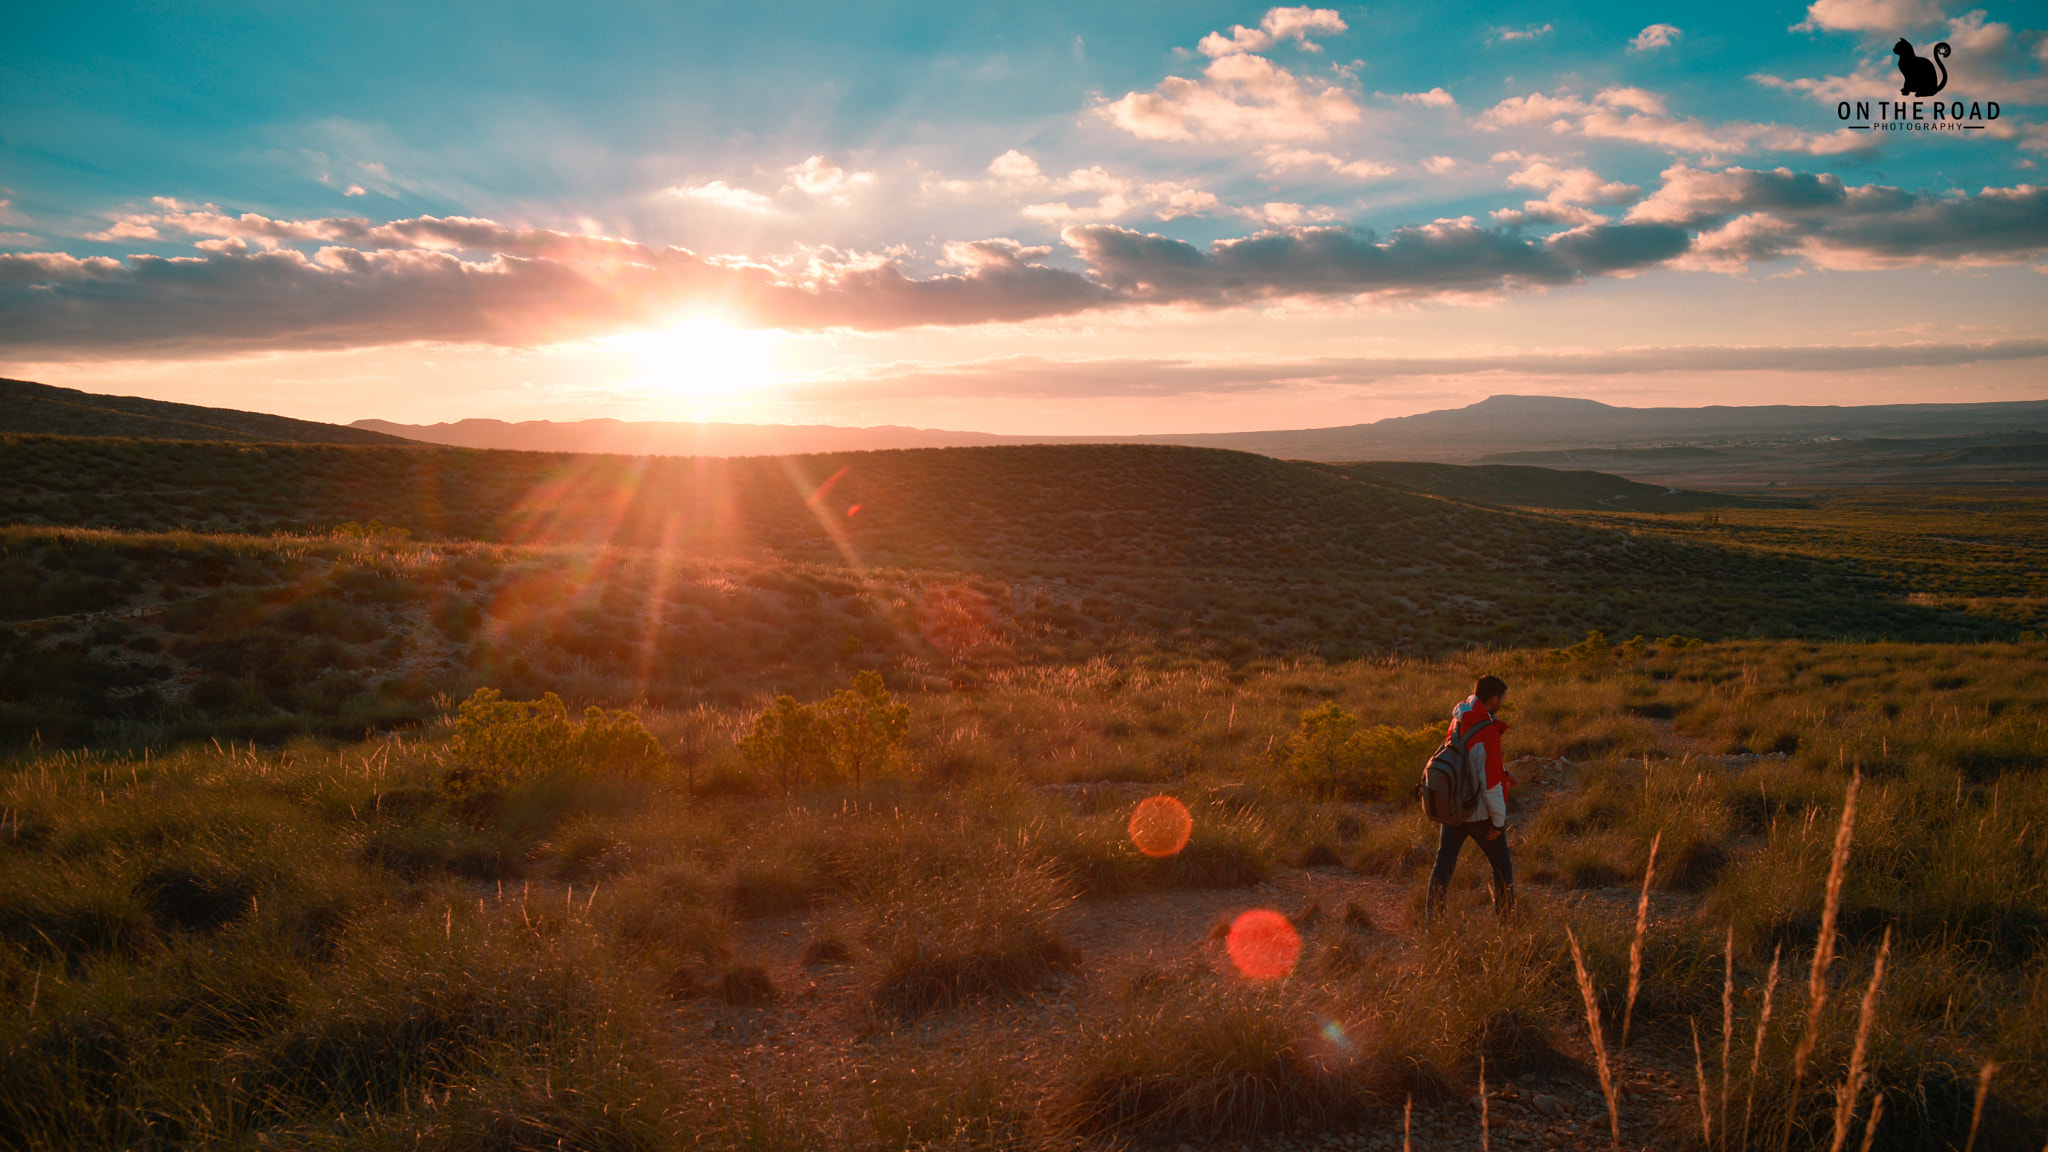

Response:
(1422, 156), (1465, 174)
(1393, 87), (1458, 109)
(786, 156), (875, 202)
(1493, 24), (1553, 42)
(344, 184), (367, 197)
(1762, 10), (2048, 104)
(1479, 87), (1877, 158)
(1630, 24), (1683, 52)
(987, 150), (1042, 180)
(671, 180), (777, 213)
(1198, 7), (1347, 57)
(1792, 0), (1945, 33)
(1100, 51), (1361, 143)
(1256, 148), (1398, 179)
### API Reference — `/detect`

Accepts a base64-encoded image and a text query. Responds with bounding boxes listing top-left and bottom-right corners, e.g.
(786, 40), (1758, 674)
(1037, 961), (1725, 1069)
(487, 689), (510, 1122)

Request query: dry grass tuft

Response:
(867, 857), (1076, 1017)
(1567, 925), (1621, 1147)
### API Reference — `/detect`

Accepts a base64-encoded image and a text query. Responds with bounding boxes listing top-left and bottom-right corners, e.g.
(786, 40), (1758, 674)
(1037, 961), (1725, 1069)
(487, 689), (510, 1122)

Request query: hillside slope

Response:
(0, 435), (2010, 746)
(1319, 462), (1794, 512)
(0, 379), (408, 446)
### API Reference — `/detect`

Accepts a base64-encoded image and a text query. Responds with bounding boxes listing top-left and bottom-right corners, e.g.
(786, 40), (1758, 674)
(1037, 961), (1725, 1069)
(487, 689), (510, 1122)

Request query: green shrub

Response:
(1282, 703), (1436, 800)
(442, 688), (665, 795)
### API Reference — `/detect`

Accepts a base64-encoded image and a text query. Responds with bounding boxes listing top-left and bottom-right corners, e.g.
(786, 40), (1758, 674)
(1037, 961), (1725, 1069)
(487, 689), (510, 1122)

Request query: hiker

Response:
(1426, 675), (1515, 921)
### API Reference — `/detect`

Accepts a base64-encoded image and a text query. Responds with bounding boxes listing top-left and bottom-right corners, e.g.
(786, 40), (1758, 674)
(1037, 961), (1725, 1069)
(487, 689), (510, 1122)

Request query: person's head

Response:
(1474, 675), (1508, 710)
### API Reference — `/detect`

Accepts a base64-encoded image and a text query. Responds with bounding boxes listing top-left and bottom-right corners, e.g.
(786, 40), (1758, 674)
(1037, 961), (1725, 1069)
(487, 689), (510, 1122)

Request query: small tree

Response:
(574, 705), (666, 777)
(738, 695), (828, 793)
(442, 688), (666, 796)
(445, 688), (576, 795)
(1284, 702), (1437, 800)
(819, 670), (911, 790)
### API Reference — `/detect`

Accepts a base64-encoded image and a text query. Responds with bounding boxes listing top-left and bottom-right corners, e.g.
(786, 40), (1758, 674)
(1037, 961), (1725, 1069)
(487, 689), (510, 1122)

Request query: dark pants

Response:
(1427, 821), (1514, 919)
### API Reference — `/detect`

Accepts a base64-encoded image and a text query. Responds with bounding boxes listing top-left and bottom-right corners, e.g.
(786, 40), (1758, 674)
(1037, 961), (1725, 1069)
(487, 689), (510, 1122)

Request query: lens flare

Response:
(1226, 909), (1301, 980)
(1320, 1018), (1352, 1051)
(1128, 795), (1194, 858)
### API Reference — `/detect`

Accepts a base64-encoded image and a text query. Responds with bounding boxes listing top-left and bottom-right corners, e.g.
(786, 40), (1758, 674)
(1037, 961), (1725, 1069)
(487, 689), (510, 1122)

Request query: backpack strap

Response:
(1450, 715), (1500, 751)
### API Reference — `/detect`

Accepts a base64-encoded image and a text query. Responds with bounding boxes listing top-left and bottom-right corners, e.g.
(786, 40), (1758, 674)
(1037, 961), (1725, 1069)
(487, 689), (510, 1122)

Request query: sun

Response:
(614, 317), (781, 400)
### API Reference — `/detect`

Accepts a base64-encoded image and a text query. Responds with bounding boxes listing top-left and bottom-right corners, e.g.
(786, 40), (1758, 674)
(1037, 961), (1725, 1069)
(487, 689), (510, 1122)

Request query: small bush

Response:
(869, 858), (1076, 1016)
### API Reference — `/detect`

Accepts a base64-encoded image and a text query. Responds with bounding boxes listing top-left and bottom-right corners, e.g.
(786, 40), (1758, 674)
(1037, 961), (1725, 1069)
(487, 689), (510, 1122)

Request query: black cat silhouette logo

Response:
(1894, 38), (1950, 97)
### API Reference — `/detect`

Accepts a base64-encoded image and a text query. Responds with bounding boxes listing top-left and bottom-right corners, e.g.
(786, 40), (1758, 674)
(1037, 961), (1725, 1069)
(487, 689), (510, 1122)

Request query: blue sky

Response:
(2, 0), (2044, 432)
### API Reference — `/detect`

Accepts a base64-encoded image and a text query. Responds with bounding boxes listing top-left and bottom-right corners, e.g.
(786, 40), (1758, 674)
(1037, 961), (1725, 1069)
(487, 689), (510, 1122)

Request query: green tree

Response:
(738, 694), (828, 793)
(1284, 702), (1438, 800)
(445, 688), (576, 796)
(819, 670), (910, 790)
(442, 688), (666, 797)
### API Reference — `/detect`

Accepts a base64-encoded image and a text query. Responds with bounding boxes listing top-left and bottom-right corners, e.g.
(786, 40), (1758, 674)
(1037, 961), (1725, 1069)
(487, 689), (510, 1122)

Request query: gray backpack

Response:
(1414, 717), (1500, 825)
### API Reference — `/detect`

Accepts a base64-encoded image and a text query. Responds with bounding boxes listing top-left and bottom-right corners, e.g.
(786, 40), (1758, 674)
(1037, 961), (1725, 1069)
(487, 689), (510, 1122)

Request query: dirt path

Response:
(673, 758), (1749, 1150)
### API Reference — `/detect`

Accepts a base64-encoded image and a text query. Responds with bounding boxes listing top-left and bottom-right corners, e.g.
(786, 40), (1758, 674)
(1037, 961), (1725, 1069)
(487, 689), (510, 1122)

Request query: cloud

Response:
(987, 150), (1042, 180)
(1100, 23), (1360, 142)
(1256, 148), (1398, 179)
(1628, 164), (2048, 270)
(18, 168), (2042, 357)
(1763, 11), (2048, 104)
(345, 184), (367, 197)
(1493, 24), (1553, 42)
(1630, 24), (1682, 52)
(1489, 158), (1643, 225)
(1062, 217), (1690, 304)
(1392, 87), (1458, 109)
(1793, 0), (1946, 34)
(670, 180), (777, 213)
(1479, 87), (1876, 157)
(787, 156), (875, 201)
(0, 215), (1111, 353)
(787, 338), (2048, 400)
(1198, 7), (1347, 57)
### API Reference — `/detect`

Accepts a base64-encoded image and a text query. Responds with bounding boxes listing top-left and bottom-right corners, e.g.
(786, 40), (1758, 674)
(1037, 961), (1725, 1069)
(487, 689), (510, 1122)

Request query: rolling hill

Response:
(0, 378), (407, 446)
(1317, 462), (1797, 512)
(358, 393), (2048, 462)
(0, 432), (2012, 745)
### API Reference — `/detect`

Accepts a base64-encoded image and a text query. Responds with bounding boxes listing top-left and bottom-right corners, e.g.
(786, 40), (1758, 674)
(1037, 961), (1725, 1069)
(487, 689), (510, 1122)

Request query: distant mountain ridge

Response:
(348, 417), (1017, 456)
(356, 394), (2048, 462)
(1, 379), (404, 446)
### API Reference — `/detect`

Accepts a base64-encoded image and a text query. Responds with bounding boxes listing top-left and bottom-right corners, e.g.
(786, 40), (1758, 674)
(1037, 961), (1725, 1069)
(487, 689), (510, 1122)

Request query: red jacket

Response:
(1448, 698), (1513, 791)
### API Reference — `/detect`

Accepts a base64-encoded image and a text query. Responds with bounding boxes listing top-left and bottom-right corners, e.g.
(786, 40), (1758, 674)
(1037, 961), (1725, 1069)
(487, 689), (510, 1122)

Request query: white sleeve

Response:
(1472, 740), (1507, 827)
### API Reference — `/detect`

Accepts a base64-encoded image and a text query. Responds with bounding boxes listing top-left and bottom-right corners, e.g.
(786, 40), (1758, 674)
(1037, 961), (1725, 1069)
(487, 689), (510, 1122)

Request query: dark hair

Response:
(1475, 675), (1508, 702)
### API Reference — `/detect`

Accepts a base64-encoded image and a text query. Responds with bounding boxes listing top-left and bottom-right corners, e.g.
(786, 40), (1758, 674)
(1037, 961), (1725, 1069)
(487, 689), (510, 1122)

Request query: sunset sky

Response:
(3, 0), (2044, 434)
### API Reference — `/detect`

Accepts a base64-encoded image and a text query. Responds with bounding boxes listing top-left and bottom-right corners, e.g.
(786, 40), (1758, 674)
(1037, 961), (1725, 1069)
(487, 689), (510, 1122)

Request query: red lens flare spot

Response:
(1226, 909), (1301, 981)
(1128, 795), (1194, 858)
(846, 504), (861, 517)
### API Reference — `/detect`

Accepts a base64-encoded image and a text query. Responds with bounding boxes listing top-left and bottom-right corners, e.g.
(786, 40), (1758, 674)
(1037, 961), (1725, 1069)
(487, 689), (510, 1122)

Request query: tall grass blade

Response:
(1828, 927), (1890, 1152)
(1792, 771), (1860, 1090)
(1723, 923), (1735, 1145)
(1693, 1016), (1712, 1146)
(1857, 1093), (1884, 1152)
(1568, 925), (1621, 1148)
(1404, 1093), (1412, 1152)
(1964, 1061), (1996, 1152)
(1742, 943), (1783, 1152)
(1623, 830), (1660, 1051)
(1481, 1052), (1491, 1152)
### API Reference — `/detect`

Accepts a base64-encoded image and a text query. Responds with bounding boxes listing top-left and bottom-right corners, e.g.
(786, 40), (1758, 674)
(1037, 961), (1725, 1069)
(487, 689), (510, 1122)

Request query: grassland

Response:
(4, 639), (2046, 1150)
(0, 435), (2019, 748)
(3, 433), (2045, 1150)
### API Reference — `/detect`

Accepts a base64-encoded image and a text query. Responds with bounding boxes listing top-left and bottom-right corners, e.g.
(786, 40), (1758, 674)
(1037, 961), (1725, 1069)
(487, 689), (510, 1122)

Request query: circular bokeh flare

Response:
(1226, 909), (1302, 980)
(1127, 795), (1194, 858)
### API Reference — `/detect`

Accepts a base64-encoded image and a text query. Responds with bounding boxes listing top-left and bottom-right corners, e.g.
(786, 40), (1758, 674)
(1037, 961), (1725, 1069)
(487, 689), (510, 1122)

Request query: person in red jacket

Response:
(1426, 674), (1516, 922)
